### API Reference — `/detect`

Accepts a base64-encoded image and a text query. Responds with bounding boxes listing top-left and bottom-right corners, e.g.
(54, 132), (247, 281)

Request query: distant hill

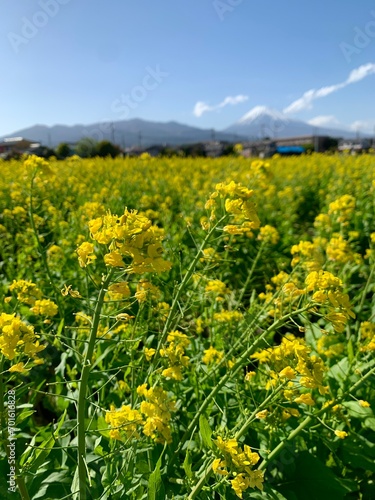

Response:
(1, 110), (366, 148)
(1, 119), (244, 148)
(224, 106), (364, 140)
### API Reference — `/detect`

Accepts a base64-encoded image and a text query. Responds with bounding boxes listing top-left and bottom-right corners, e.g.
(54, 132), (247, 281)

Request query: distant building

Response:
(204, 141), (225, 158)
(240, 135), (337, 157)
(144, 145), (166, 157)
(0, 137), (37, 157)
(241, 140), (276, 158)
(275, 135), (333, 152)
(125, 145), (144, 157)
(276, 145), (305, 155)
(338, 138), (371, 154)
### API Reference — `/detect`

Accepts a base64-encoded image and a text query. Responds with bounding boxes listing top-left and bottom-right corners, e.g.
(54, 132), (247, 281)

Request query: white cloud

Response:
(307, 115), (340, 127)
(193, 102), (211, 118)
(347, 63), (375, 83)
(193, 95), (248, 117)
(283, 63), (375, 114)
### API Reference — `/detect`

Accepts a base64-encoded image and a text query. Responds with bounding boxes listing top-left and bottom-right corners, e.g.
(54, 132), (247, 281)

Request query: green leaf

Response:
(71, 466), (80, 500)
(276, 451), (348, 500)
(136, 460), (150, 474)
(183, 449), (192, 479)
(25, 434), (55, 474)
(94, 445), (105, 457)
(148, 446), (165, 500)
(343, 401), (373, 420)
(97, 415), (110, 438)
(199, 415), (213, 449)
(341, 434), (375, 472)
(16, 409), (35, 425)
(19, 432), (40, 468)
(20, 407), (64, 471)
(363, 417), (375, 431)
(54, 408), (67, 437)
(328, 357), (350, 386)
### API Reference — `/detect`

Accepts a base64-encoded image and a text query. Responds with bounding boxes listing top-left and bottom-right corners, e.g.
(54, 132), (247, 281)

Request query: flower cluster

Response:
(24, 155), (52, 176)
(78, 208), (172, 274)
(136, 384), (176, 443)
(305, 270), (355, 333)
(30, 299), (58, 317)
(0, 312), (45, 361)
(213, 310), (244, 323)
(326, 234), (361, 264)
(202, 346), (224, 365)
(106, 281), (131, 301)
(328, 194), (355, 225)
(204, 180), (260, 234)
(213, 436), (264, 498)
(258, 224), (280, 245)
(8, 279), (42, 305)
(135, 279), (161, 302)
(105, 404), (143, 440)
(360, 321), (375, 351)
(160, 331), (191, 380)
(251, 333), (327, 400)
(205, 279), (230, 300)
(291, 240), (325, 272)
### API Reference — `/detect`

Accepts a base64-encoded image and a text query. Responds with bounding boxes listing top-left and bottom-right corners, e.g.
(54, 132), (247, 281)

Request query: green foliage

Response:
(55, 143), (72, 159)
(96, 140), (121, 158)
(0, 154), (375, 498)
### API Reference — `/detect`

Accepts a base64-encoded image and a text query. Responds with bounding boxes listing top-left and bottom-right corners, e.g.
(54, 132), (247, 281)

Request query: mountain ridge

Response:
(224, 106), (364, 140)
(1, 109), (366, 147)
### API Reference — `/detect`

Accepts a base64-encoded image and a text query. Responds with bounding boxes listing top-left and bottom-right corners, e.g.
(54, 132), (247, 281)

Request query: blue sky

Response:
(1, 0), (375, 137)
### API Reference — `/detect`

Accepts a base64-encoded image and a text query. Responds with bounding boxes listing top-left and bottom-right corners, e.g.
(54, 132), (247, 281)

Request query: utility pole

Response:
(110, 122), (115, 144)
(313, 126), (319, 152)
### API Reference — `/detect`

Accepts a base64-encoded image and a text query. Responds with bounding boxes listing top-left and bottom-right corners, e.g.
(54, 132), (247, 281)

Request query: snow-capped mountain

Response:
(225, 106), (360, 139)
(238, 105), (286, 124)
(1, 107), (366, 147)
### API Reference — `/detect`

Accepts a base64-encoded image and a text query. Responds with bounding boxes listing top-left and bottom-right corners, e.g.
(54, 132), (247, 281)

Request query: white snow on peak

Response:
(238, 106), (287, 123)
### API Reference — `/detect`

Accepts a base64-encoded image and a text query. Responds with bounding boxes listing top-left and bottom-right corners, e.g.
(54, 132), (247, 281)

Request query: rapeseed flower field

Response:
(1, 153), (375, 499)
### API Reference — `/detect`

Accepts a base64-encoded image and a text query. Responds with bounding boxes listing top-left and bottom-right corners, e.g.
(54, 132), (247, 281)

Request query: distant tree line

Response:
(44, 139), (239, 159)
(56, 139), (121, 159)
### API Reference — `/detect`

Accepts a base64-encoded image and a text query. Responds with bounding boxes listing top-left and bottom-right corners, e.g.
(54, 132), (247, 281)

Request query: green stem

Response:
(187, 384), (285, 499)
(234, 383), (286, 439)
(236, 241), (265, 308)
(77, 270), (113, 500)
(258, 363), (375, 471)
(182, 284), (287, 399)
(188, 361), (375, 498)
(0, 357), (30, 500)
(357, 260), (375, 319)
(174, 306), (312, 464)
(29, 169), (64, 317)
(147, 216), (226, 377)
